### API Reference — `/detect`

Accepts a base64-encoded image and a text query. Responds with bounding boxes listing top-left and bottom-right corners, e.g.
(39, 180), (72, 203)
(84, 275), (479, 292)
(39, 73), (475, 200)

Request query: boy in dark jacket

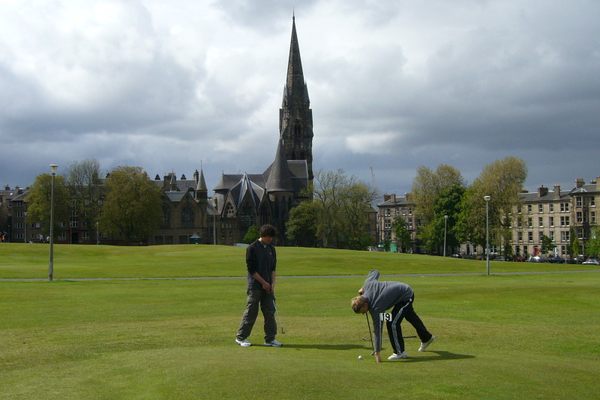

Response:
(235, 224), (282, 347)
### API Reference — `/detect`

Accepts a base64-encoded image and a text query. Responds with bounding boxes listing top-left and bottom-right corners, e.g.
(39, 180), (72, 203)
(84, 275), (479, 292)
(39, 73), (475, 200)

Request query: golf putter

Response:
(365, 314), (375, 355)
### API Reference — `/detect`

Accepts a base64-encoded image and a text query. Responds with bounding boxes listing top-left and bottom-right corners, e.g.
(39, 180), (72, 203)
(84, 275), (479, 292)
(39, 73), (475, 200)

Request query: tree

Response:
(423, 184), (465, 255)
(587, 227), (600, 258)
(242, 225), (260, 244)
(66, 159), (103, 240)
(456, 157), (527, 256)
(393, 219), (411, 253)
(286, 200), (320, 247)
(570, 228), (581, 258)
(412, 164), (463, 225)
(541, 235), (555, 255)
(311, 169), (377, 249)
(99, 166), (162, 244)
(25, 173), (69, 237)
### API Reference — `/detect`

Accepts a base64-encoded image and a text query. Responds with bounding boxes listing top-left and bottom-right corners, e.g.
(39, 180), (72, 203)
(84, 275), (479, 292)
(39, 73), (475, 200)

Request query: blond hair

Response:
(351, 296), (368, 313)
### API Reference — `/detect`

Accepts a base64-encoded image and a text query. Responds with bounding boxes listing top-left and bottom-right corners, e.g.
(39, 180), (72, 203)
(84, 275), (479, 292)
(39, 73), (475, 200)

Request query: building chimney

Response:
(576, 178), (585, 188)
(383, 193), (396, 202)
(596, 177), (600, 191)
(553, 184), (561, 196)
(538, 185), (548, 197)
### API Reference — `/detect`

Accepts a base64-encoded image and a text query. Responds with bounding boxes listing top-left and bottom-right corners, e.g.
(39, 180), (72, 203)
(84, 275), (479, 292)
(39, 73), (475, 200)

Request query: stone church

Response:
(213, 16), (314, 244)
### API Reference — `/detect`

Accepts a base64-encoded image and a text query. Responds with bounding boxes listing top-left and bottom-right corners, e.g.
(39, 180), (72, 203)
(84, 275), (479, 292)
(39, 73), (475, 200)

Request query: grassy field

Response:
(1, 244), (599, 399)
(0, 243), (596, 279)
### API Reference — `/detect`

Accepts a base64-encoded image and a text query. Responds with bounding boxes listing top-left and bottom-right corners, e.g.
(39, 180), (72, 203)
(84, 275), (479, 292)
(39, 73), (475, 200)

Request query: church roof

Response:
(265, 139), (295, 192)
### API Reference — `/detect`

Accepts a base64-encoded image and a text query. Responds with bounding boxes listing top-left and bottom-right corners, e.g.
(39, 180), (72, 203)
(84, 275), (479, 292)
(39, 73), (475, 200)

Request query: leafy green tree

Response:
(66, 159), (103, 240)
(99, 166), (162, 244)
(393, 219), (411, 253)
(456, 157), (527, 255)
(569, 228), (581, 258)
(312, 169), (377, 250)
(25, 173), (69, 237)
(286, 200), (320, 247)
(412, 164), (463, 225)
(541, 235), (555, 255)
(587, 227), (600, 258)
(242, 225), (260, 244)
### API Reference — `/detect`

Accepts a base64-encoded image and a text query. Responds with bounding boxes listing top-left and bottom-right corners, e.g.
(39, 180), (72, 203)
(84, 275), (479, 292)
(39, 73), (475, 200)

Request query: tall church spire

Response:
(280, 16), (314, 181)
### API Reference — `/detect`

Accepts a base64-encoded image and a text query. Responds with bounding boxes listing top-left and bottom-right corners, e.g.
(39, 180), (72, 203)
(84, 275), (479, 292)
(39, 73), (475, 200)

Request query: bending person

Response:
(352, 269), (435, 362)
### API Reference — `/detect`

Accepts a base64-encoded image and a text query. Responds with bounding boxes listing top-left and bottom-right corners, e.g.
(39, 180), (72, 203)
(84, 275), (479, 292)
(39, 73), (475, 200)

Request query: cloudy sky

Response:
(1, 0), (599, 197)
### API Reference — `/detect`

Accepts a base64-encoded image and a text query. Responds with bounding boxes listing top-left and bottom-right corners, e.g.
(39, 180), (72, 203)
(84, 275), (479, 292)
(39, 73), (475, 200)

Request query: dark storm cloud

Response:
(1, 0), (599, 196)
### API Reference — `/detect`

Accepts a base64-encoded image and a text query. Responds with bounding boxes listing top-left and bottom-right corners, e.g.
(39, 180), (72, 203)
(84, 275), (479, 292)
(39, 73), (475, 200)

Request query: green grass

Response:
(0, 243), (596, 279)
(1, 244), (599, 399)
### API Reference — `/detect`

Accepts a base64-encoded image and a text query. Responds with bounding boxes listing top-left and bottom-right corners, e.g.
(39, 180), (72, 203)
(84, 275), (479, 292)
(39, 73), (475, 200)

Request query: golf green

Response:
(1, 244), (599, 399)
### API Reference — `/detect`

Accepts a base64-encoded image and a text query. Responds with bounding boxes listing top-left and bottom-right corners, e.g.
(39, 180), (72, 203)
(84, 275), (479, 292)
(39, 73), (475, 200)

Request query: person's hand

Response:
(261, 282), (272, 292)
(374, 352), (381, 364)
(358, 287), (364, 295)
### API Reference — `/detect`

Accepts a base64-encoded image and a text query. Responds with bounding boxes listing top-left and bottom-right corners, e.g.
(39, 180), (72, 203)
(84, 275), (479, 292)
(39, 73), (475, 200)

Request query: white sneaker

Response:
(418, 336), (436, 352)
(264, 339), (283, 347)
(387, 352), (408, 360)
(235, 338), (252, 347)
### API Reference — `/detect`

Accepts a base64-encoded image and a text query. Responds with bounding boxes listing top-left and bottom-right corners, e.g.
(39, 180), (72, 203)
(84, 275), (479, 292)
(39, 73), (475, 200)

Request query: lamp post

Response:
(96, 221), (100, 245)
(48, 164), (58, 281)
(484, 195), (491, 276)
(443, 214), (448, 257)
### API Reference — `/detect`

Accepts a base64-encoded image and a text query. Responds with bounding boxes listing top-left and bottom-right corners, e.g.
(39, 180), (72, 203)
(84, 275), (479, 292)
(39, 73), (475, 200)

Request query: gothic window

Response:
(182, 206), (194, 227)
(226, 203), (235, 218)
(162, 206), (171, 227)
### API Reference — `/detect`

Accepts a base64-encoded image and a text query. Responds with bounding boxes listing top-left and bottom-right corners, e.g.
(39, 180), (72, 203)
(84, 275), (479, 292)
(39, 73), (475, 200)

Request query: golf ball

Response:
(357, 355), (363, 360)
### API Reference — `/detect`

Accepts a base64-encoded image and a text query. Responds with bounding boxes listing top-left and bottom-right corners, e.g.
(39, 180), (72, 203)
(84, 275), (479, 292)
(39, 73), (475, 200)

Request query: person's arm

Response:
(271, 271), (277, 294)
(370, 310), (383, 363)
(252, 272), (272, 292)
(366, 269), (380, 282)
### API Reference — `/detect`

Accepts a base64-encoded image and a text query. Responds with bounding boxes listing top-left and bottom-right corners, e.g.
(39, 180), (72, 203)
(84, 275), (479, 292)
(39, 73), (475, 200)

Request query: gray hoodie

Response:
(362, 270), (413, 352)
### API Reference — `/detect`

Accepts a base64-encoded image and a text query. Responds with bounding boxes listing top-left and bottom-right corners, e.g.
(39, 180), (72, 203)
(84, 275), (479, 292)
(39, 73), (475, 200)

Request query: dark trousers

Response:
(386, 295), (432, 354)
(236, 288), (277, 342)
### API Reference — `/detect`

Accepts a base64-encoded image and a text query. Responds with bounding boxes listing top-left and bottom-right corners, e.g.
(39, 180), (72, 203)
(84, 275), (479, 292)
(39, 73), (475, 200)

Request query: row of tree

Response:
(26, 161), (162, 243)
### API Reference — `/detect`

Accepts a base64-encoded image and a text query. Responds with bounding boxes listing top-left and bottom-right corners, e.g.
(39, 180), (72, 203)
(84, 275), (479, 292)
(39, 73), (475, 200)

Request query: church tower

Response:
(280, 16), (314, 181)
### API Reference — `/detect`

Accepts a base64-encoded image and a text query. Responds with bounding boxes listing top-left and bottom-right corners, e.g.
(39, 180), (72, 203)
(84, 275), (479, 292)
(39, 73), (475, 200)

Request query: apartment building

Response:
(376, 193), (419, 252)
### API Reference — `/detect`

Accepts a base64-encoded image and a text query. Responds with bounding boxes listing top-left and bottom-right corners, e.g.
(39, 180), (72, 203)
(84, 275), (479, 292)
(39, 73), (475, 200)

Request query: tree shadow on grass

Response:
(280, 344), (367, 351)
(400, 350), (475, 363)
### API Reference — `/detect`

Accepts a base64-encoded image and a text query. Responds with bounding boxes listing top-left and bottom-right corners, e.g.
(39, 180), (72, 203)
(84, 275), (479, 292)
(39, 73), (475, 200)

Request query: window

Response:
(549, 231), (554, 240)
(592, 211), (596, 224)
(527, 204), (532, 213)
(561, 203), (570, 212)
(518, 232), (523, 241)
(517, 205), (522, 214)
(561, 231), (570, 242)
(576, 197), (582, 207)
(538, 204), (543, 213)
(528, 217), (533, 227)
(591, 198), (596, 207)
(576, 212), (583, 223)
(549, 203), (554, 212)
(385, 209), (390, 216)
(538, 217), (543, 227)
(549, 217), (554, 227)
(560, 216), (570, 226)
(517, 217), (522, 228)
(528, 232), (533, 242)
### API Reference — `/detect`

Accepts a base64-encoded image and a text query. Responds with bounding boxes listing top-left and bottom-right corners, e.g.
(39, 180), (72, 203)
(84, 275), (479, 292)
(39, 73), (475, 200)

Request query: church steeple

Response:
(266, 139), (294, 193)
(280, 15), (314, 181)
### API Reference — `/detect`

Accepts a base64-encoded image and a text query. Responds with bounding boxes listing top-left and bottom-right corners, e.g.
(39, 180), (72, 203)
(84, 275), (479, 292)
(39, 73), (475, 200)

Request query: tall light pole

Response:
(484, 195), (491, 276)
(24, 211), (27, 243)
(443, 214), (448, 257)
(48, 164), (58, 281)
(96, 221), (100, 245)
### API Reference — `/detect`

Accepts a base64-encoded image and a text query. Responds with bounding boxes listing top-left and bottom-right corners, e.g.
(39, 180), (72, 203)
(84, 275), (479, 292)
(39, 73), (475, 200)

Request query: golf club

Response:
(365, 313), (375, 355)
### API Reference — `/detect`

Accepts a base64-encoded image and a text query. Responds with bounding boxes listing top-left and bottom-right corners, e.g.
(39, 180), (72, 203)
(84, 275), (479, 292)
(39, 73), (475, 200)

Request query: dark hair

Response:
(259, 224), (277, 238)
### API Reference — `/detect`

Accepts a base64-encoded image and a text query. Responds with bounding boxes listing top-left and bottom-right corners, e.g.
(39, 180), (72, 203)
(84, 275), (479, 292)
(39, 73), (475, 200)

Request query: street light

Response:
(48, 164), (58, 281)
(484, 195), (491, 276)
(96, 221), (100, 245)
(443, 214), (448, 257)
(24, 211), (27, 243)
